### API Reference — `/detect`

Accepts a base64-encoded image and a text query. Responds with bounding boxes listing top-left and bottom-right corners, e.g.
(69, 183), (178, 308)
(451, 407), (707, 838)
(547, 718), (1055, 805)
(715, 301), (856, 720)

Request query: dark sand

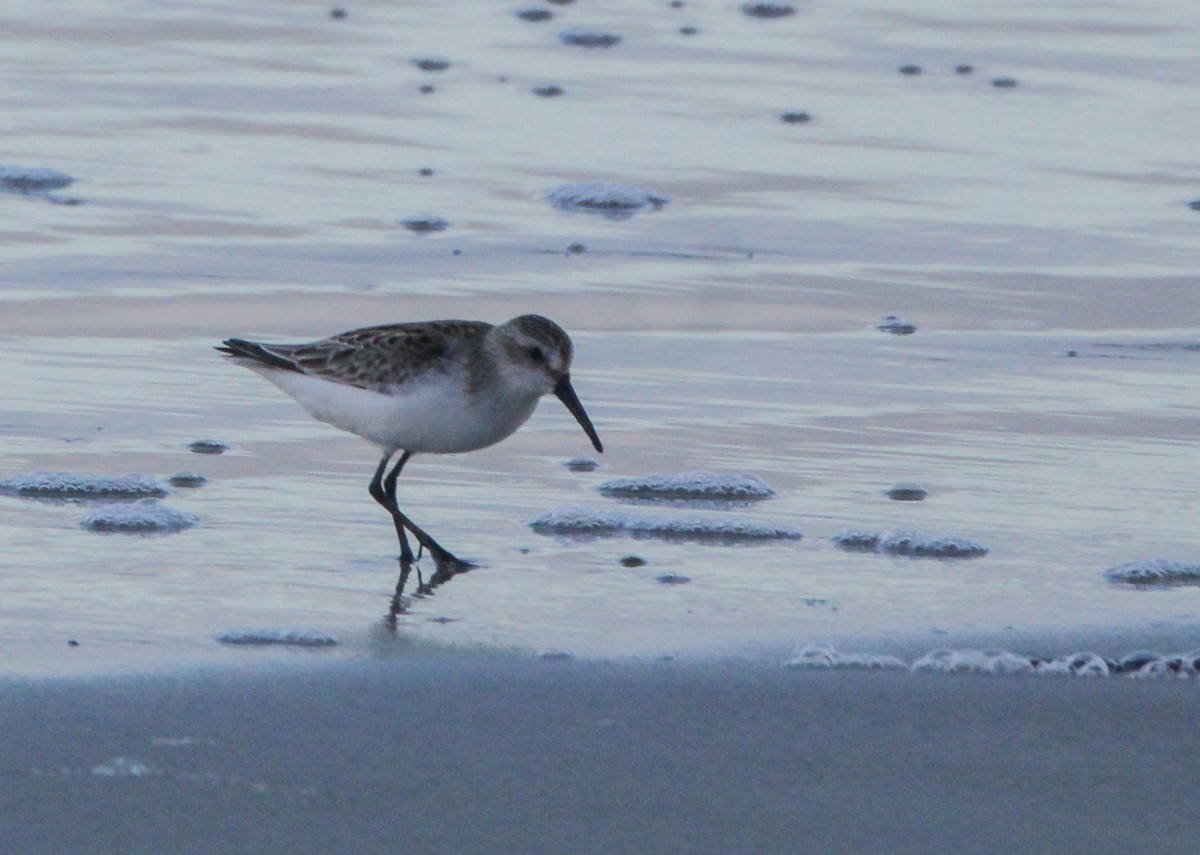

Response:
(2, 655), (1195, 854)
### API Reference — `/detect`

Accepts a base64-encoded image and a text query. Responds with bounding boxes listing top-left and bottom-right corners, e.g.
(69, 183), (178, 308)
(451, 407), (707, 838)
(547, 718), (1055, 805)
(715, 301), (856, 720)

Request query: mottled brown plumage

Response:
(243, 320), (493, 392)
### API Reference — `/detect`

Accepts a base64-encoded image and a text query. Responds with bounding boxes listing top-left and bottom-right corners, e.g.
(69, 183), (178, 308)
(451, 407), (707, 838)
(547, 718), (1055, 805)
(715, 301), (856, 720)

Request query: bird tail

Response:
(215, 338), (303, 373)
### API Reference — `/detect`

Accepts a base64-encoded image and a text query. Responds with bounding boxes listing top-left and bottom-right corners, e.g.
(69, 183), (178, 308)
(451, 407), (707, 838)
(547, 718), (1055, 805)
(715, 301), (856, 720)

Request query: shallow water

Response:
(1, 0), (1197, 675)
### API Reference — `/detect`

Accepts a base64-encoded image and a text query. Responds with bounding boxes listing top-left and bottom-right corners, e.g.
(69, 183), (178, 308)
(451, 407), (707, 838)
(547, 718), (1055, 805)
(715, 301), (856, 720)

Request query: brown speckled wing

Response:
(265, 320), (492, 391)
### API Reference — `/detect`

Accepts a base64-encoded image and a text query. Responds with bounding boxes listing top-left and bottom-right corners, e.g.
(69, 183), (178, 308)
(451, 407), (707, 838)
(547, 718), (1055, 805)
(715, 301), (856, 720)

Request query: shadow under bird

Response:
(217, 314), (603, 596)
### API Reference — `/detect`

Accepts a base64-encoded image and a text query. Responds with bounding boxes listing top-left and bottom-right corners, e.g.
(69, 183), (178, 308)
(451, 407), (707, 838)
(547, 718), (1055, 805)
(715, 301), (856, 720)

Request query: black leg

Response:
(369, 452), (415, 563)
(377, 451), (473, 571)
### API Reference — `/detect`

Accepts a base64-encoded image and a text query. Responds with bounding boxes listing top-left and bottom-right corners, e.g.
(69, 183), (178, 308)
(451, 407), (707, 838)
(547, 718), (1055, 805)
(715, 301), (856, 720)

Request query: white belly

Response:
(254, 368), (541, 454)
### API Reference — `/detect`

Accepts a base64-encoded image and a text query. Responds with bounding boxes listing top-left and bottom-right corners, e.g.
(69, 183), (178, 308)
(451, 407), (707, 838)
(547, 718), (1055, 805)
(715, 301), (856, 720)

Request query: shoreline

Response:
(5, 615), (1200, 682)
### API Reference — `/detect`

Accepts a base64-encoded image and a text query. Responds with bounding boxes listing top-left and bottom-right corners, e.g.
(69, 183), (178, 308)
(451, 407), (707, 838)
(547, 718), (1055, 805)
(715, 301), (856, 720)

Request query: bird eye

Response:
(526, 346), (546, 363)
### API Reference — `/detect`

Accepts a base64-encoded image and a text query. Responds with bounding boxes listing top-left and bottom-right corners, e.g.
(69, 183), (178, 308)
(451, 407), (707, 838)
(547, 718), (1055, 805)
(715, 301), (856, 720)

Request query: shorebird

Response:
(217, 314), (603, 586)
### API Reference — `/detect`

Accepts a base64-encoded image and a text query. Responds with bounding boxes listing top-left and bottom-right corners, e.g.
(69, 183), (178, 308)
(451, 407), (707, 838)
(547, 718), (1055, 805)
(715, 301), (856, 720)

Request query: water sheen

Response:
(0, 0), (1198, 674)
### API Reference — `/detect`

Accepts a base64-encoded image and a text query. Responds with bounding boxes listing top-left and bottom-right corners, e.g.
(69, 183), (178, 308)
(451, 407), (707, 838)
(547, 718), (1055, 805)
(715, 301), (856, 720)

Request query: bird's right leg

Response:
(380, 451), (472, 571)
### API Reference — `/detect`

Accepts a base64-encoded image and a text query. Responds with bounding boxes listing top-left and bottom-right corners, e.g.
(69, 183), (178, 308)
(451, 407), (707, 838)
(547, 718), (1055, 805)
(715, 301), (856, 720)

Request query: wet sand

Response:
(3, 654), (1197, 855)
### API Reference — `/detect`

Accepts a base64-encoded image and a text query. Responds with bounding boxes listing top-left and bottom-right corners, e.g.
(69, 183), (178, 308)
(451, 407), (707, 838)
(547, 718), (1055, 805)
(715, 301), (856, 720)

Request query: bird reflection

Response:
(385, 551), (473, 627)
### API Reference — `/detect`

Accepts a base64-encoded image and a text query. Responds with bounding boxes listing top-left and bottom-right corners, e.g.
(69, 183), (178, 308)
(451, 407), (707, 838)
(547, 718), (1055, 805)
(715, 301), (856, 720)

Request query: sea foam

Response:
(833, 530), (988, 558)
(1, 471), (167, 500)
(598, 471), (776, 503)
(80, 499), (198, 534)
(546, 182), (667, 219)
(1104, 558), (1200, 584)
(785, 646), (1200, 678)
(216, 629), (339, 647)
(0, 164), (74, 194)
(529, 507), (802, 543)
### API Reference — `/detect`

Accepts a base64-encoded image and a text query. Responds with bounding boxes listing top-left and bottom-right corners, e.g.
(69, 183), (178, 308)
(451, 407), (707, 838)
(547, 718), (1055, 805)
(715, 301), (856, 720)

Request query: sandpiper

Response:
(217, 314), (602, 578)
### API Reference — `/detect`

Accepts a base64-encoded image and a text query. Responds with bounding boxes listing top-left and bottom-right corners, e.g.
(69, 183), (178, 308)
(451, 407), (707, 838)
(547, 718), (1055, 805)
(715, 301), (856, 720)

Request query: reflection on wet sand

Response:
(386, 551), (473, 628)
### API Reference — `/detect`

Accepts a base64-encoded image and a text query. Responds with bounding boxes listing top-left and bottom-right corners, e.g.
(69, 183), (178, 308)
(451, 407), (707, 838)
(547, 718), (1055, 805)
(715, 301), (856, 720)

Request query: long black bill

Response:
(554, 374), (603, 453)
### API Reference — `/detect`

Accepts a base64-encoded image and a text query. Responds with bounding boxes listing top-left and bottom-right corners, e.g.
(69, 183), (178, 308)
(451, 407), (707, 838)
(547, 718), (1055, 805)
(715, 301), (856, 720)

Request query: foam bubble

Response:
(529, 506), (802, 543)
(785, 644), (907, 670)
(830, 530), (879, 551)
(833, 530), (987, 558)
(1033, 652), (1111, 677)
(741, 2), (795, 18)
(537, 649), (576, 661)
(168, 471), (207, 488)
(0, 164), (74, 194)
(877, 315), (917, 335)
(91, 757), (160, 778)
(80, 499), (199, 534)
(912, 648), (1036, 674)
(1, 471), (166, 500)
(885, 483), (928, 501)
(546, 182), (667, 219)
(786, 646), (1200, 678)
(597, 471), (775, 503)
(558, 28), (622, 47)
(1104, 558), (1200, 584)
(398, 215), (450, 234)
(216, 629), (338, 647)
(411, 57), (451, 72)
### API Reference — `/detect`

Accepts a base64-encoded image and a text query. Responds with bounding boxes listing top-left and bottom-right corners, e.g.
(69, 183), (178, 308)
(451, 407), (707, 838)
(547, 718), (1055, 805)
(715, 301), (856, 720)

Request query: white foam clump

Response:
(80, 499), (198, 534)
(785, 644), (907, 670)
(91, 757), (160, 778)
(913, 649), (1113, 677)
(795, 647), (1200, 679)
(216, 629), (338, 647)
(1104, 558), (1200, 584)
(546, 182), (667, 218)
(912, 648), (1037, 675)
(879, 531), (988, 558)
(1126, 652), (1200, 679)
(598, 471), (776, 502)
(0, 163), (74, 193)
(0, 471), (167, 499)
(1032, 652), (1111, 677)
(833, 529), (988, 559)
(529, 506), (802, 542)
